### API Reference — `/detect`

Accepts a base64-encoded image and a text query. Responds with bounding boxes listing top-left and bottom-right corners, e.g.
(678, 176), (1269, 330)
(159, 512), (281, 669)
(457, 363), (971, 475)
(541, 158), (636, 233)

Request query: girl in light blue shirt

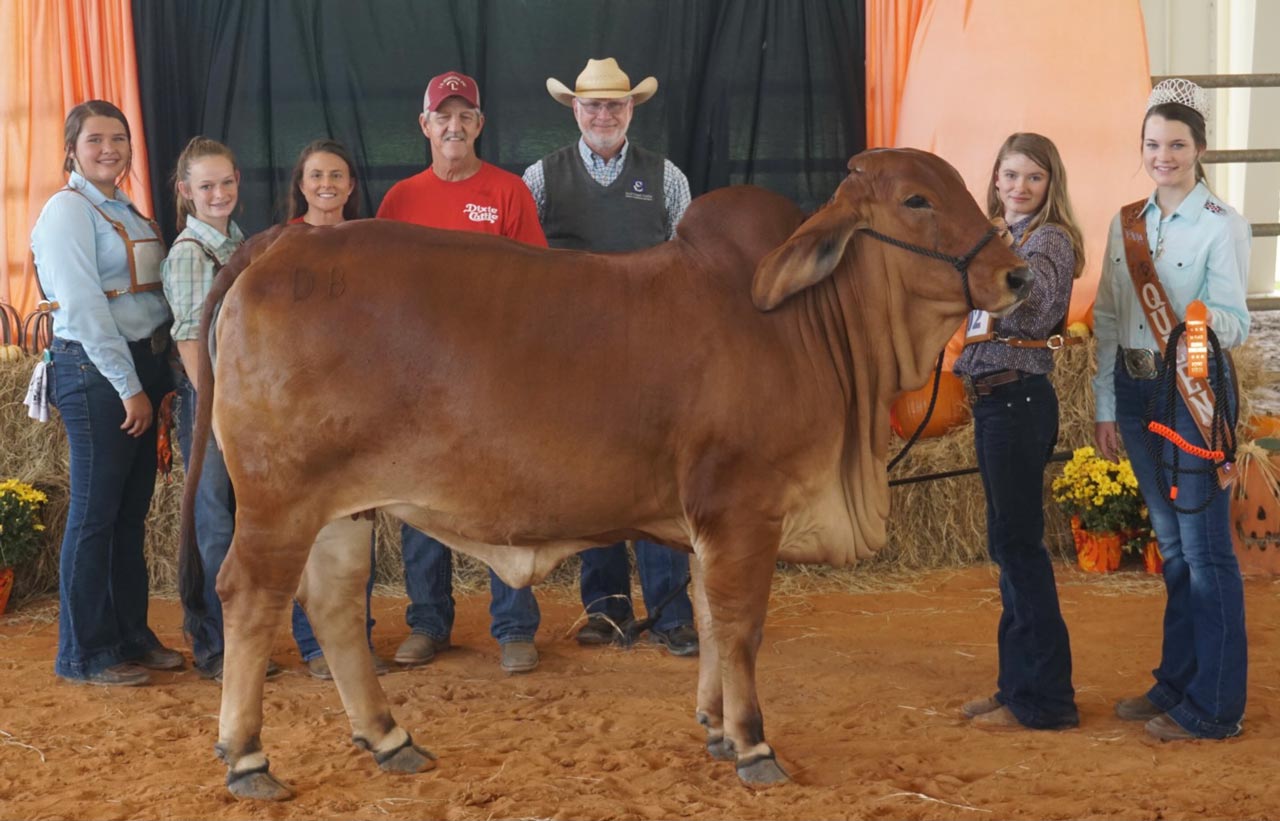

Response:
(30, 100), (182, 686)
(1093, 79), (1250, 741)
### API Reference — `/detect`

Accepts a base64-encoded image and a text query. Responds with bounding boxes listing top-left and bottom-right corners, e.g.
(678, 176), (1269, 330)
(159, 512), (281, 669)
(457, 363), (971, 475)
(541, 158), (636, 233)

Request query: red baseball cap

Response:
(424, 71), (481, 112)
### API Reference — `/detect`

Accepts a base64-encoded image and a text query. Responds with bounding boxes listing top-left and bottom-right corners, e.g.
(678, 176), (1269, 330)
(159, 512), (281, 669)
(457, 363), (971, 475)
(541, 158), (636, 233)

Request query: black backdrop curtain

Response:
(132, 0), (865, 241)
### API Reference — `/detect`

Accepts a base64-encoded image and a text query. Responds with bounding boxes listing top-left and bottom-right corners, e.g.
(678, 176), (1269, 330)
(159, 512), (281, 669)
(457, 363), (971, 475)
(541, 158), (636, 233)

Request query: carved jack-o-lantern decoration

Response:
(1230, 441), (1280, 576)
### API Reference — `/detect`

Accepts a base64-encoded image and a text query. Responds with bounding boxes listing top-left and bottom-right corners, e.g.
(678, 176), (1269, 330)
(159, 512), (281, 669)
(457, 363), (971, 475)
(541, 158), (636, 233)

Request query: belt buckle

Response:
(1123, 348), (1158, 380)
(1045, 334), (1065, 351)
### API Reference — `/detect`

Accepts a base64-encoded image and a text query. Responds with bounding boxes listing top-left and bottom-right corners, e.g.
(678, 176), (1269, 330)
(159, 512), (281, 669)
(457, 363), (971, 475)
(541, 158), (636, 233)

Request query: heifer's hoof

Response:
(707, 737), (736, 761)
(226, 765), (294, 801)
(365, 734), (438, 774)
(736, 752), (790, 786)
(378, 743), (437, 774)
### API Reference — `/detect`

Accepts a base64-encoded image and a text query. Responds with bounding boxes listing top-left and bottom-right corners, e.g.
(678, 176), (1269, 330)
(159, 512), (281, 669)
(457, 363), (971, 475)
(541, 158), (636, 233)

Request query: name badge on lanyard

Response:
(963, 310), (996, 346)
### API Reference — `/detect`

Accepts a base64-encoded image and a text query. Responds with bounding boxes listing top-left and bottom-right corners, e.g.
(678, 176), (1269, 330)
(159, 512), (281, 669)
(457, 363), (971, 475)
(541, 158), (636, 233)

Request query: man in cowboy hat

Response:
(378, 70), (546, 675)
(522, 57), (698, 658)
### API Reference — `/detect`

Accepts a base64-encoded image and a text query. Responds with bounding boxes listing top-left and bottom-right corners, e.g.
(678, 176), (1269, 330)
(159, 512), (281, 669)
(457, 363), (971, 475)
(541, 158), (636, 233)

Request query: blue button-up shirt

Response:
(30, 172), (171, 399)
(1092, 181), (1251, 421)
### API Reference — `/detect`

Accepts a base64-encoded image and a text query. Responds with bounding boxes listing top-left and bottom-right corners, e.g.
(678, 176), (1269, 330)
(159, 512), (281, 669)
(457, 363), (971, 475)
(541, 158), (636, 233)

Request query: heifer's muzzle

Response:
(857, 225), (999, 312)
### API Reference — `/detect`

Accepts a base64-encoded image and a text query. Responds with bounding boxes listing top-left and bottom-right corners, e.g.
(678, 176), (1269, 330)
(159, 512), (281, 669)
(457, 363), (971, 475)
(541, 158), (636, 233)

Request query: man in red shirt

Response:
(378, 71), (546, 245)
(377, 71), (546, 675)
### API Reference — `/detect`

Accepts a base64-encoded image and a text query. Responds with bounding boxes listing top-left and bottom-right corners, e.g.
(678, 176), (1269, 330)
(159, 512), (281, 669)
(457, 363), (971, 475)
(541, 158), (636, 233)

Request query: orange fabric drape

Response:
(0, 0), (153, 320)
(864, 0), (927, 148)
(868, 0), (1152, 365)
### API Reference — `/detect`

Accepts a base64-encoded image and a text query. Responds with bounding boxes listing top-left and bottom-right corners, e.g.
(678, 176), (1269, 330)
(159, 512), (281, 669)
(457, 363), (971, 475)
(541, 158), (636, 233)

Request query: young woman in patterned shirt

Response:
(954, 132), (1085, 732)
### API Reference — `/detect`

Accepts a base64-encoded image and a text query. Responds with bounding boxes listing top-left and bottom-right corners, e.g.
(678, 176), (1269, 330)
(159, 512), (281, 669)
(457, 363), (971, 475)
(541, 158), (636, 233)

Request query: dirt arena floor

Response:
(1, 565), (1278, 820)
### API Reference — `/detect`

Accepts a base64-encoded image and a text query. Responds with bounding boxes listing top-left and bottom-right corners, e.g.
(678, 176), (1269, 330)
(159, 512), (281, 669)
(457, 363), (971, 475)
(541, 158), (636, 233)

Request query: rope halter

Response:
(857, 224), (1000, 312)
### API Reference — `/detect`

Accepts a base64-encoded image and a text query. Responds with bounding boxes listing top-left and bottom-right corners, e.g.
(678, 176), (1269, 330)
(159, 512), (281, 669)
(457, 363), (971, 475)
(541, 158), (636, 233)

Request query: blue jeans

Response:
(291, 536), (377, 662)
(1114, 352), (1246, 738)
(580, 540), (694, 633)
(175, 375), (376, 667)
(972, 373), (1078, 729)
(174, 373), (237, 671)
(401, 524), (539, 644)
(49, 337), (170, 679)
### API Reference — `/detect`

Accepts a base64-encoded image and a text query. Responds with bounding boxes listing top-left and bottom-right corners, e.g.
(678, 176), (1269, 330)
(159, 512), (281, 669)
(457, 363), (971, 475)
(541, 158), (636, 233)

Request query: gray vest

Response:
(542, 143), (667, 251)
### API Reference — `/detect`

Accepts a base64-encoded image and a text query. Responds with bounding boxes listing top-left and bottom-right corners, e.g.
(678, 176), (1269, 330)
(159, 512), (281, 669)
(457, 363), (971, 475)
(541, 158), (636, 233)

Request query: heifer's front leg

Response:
(297, 517), (435, 775)
(215, 524), (310, 801)
(699, 530), (790, 786)
(690, 555), (732, 761)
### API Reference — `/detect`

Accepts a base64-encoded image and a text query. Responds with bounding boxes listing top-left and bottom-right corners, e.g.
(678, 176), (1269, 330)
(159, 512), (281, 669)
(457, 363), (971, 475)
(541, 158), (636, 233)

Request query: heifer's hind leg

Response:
(690, 556), (732, 761)
(697, 525), (790, 786)
(215, 515), (317, 801)
(297, 517), (435, 775)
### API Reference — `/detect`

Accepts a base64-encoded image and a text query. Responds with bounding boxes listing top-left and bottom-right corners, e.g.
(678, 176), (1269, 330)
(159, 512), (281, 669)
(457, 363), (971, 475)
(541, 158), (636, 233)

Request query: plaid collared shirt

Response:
(523, 138), (692, 240)
(162, 216), (244, 341)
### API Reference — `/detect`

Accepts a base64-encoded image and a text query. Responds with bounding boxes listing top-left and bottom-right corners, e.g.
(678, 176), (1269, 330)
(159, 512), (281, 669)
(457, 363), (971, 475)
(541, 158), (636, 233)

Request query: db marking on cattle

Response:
(181, 148), (1030, 800)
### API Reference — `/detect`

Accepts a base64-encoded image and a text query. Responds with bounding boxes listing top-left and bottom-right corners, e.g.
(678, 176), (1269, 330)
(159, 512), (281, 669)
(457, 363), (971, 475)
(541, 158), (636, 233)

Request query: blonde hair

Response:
(985, 133), (1086, 279)
(172, 136), (238, 231)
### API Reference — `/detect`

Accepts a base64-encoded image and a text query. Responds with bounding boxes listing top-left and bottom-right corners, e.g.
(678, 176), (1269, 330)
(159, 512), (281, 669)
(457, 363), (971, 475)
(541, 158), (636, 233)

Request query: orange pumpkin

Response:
(1245, 415), (1280, 440)
(1230, 442), (1280, 576)
(890, 371), (970, 439)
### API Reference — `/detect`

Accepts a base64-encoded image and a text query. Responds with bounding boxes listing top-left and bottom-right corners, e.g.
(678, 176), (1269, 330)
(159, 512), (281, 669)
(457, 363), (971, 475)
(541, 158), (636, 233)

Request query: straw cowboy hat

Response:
(546, 58), (658, 107)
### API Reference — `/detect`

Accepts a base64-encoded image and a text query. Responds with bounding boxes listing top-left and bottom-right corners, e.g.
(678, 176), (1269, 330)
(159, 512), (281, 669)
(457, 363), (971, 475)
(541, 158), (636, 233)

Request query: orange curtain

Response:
(865, 0), (928, 148)
(893, 0), (1151, 345)
(0, 0), (153, 320)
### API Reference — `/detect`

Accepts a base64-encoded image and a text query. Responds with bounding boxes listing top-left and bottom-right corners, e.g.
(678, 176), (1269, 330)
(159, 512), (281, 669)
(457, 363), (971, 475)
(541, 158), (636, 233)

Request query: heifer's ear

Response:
(751, 200), (860, 311)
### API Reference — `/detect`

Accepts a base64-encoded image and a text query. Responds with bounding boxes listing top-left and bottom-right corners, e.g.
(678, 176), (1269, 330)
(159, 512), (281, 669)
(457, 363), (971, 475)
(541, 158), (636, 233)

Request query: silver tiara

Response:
(1147, 78), (1209, 119)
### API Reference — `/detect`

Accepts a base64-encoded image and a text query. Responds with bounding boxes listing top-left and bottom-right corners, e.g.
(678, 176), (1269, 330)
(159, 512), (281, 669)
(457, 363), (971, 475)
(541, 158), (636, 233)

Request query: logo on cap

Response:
(425, 71), (480, 112)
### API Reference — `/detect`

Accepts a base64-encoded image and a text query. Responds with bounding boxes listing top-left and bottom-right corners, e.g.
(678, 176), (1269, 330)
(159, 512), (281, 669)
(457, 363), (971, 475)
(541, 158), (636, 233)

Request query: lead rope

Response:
(1141, 324), (1237, 514)
(857, 225), (998, 472)
(888, 351), (946, 472)
(626, 224), (998, 644)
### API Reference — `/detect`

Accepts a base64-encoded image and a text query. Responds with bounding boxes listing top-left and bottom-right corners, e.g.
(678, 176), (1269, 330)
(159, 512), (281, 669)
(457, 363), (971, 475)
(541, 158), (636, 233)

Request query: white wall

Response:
(1141, 0), (1280, 294)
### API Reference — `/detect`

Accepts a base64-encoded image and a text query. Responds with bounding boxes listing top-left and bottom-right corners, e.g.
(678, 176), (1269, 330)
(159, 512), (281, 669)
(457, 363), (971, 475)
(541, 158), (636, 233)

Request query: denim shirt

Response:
(1092, 182), (1251, 422)
(30, 172), (172, 399)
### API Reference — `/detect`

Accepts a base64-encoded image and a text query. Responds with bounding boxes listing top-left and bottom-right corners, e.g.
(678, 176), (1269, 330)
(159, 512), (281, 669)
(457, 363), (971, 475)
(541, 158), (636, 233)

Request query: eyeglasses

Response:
(577, 99), (629, 115)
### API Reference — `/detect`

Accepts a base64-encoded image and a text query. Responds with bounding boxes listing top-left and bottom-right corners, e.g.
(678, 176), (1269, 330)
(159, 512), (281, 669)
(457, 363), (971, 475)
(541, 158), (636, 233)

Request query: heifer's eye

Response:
(903, 195), (932, 210)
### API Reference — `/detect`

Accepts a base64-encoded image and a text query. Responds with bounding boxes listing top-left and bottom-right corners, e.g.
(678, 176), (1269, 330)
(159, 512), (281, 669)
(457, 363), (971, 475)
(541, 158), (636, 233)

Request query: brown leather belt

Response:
(969, 369), (1024, 396)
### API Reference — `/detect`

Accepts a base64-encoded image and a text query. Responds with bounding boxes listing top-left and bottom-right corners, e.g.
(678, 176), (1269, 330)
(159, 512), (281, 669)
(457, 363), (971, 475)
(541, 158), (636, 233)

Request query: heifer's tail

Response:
(178, 225), (291, 643)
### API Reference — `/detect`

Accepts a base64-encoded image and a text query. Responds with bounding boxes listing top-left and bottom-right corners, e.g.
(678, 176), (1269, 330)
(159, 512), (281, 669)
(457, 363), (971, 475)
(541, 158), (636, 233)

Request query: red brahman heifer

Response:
(180, 148), (1030, 799)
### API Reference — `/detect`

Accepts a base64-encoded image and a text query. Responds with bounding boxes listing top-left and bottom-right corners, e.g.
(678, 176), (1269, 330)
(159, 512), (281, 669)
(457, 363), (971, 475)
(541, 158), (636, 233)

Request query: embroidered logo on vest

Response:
(625, 179), (654, 202)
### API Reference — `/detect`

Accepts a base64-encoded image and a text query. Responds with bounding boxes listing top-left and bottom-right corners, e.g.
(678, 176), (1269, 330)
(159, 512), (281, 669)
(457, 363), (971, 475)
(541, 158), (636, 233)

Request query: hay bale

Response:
(879, 340), (1096, 569)
(1, 333), (1268, 604)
